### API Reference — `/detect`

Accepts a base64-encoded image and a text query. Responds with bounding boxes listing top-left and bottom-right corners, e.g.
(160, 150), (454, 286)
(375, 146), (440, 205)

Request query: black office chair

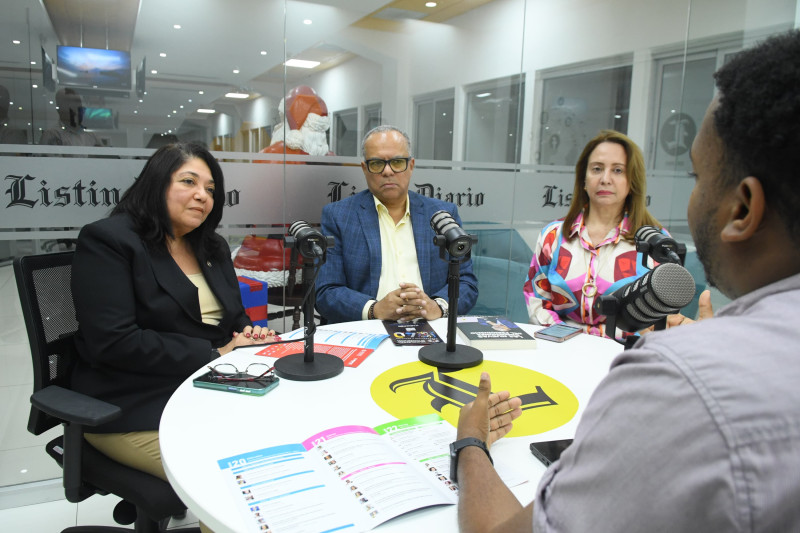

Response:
(14, 251), (200, 533)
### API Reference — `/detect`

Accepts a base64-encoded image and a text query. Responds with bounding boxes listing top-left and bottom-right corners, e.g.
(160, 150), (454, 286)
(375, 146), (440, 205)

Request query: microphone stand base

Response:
(418, 344), (483, 370)
(274, 353), (344, 381)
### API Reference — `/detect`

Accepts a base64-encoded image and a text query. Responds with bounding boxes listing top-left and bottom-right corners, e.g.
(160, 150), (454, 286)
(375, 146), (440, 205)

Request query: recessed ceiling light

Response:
(426, 2), (437, 7)
(12, 40), (21, 44)
(31, 61), (36, 65)
(151, 70), (157, 74)
(197, 108), (216, 114)
(476, 92), (491, 98)
(173, 24), (181, 29)
(180, 105), (184, 109)
(139, 99), (143, 103)
(233, 69), (240, 74)
(199, 90), (204, 95)
(225, 92), (249, 99)
(285, 59), (320, 69)
(260, 50), (267, 55)
(188, 99), (193, 103)
(159, 52), (167, 57)
(31, 84), (38, 88)
(134, 110), (138, 114)
(303, 19), (312, 25)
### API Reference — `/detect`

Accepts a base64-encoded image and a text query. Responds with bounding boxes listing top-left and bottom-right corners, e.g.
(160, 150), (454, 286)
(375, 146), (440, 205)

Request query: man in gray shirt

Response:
(453, 29), (800, 532)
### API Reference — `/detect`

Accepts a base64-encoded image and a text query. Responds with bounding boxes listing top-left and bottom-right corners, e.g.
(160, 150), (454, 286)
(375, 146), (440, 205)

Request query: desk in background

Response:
(160, 319), (622, 533)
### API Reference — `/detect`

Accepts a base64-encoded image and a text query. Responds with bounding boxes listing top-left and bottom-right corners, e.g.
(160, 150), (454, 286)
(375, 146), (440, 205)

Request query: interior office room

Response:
(1, 0), (798, 529)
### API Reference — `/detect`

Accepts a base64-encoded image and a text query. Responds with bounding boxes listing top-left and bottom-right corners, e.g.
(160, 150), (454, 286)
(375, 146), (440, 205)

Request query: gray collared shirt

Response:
(534, 272), (800, 532)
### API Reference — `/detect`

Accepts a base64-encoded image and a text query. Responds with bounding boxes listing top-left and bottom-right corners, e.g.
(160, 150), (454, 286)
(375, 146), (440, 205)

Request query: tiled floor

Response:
(0, 259), (302, 527)
(0, 494), (201, 531)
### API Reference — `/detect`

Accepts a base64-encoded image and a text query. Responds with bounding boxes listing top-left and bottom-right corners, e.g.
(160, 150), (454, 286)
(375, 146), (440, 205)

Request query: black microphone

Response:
(635, 225), (682, 264)
(430, 210), (473, 258)
(288, 220), (326, 259)
(595, 262), (696, 332)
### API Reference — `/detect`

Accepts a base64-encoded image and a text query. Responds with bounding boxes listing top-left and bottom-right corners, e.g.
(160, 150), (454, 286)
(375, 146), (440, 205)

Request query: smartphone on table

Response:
(193, 371), (279, 396)
(533, 324), (582, 342)
(529, 439), (574, 467)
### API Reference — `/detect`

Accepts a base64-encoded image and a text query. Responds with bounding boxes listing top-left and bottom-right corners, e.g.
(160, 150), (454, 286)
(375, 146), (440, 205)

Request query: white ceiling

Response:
(0, 0), (490, 142)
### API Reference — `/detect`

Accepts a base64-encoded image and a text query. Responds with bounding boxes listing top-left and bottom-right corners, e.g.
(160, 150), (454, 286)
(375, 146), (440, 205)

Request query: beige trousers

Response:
(84, 431), (213, 533)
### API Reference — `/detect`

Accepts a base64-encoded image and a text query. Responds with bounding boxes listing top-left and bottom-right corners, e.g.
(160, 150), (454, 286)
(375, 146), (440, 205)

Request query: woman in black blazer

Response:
(71, 142), (274, 482)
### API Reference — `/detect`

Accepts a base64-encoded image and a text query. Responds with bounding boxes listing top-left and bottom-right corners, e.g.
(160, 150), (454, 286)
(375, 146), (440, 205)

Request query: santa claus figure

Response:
(261, 85), (333, 158)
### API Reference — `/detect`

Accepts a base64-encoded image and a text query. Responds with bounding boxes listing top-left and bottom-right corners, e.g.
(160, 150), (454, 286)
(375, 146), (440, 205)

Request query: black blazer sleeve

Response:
(70, 215), (250, 431)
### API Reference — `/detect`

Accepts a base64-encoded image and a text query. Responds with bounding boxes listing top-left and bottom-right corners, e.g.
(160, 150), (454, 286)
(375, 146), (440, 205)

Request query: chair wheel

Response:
(113, 499), (137, 525)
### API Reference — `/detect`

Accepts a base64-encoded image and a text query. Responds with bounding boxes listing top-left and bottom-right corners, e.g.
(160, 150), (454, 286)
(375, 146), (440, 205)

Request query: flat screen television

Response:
(57, 45), (131, 91)
(41, 47), (56, 92)
(81, 107), (118, 130)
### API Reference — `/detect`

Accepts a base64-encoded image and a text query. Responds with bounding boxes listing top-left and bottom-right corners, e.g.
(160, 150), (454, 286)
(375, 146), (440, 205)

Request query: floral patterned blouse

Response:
(523, 212), (658, 338)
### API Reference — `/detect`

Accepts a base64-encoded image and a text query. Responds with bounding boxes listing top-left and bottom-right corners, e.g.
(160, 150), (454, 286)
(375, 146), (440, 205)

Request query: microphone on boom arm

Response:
(594, 262), (696, 345)
(287, 220), (331, 259)
(634, 225), (686, 266)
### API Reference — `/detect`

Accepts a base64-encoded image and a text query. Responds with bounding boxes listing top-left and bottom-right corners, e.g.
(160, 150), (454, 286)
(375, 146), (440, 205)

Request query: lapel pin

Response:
(206, 261), (212, 267)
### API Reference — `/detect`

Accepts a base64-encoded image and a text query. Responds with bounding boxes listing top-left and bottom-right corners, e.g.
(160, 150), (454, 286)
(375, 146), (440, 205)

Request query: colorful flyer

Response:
(255, 328), (389, 368)
(382, 320), (443, 346)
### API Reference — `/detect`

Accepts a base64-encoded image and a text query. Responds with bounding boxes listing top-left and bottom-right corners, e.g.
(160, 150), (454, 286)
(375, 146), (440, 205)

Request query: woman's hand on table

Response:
(218, 326), (279, 355)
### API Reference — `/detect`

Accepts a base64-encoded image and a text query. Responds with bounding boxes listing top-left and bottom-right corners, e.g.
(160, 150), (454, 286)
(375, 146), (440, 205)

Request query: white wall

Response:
(313, 0), (794, 162)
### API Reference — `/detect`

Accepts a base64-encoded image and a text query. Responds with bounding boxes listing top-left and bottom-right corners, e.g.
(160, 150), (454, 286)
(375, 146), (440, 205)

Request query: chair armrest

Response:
(31, 385), (122, 427)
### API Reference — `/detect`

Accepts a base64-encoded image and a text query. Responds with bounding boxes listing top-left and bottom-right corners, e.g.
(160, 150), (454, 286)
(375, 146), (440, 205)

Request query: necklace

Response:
(580, 239), (616, 324)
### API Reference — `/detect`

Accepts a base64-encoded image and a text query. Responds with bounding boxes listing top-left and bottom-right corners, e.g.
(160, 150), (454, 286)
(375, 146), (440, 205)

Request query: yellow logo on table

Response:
(370, 361), (579, 437)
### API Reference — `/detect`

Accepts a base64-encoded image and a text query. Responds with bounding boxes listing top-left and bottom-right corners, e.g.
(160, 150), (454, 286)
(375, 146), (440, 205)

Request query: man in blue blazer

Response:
(317, 125), (478, 324)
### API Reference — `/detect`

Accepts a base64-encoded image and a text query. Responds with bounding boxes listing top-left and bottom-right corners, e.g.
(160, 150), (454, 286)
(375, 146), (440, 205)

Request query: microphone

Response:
(635, 225), (682, 264)
(430, 210), (473, 258)
(287, 220), (327, 259)
(595, 262), (696, 332)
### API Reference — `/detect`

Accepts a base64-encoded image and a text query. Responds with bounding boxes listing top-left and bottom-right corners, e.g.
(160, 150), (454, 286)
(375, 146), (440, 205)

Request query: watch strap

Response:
(450, 437), (492, 483)
(435, 297), (449, 318)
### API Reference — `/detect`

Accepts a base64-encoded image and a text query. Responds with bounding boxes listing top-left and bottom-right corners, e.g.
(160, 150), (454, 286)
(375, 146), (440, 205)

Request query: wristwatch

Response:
(449, 437), (492, 483)
(435, 298), (449, 318)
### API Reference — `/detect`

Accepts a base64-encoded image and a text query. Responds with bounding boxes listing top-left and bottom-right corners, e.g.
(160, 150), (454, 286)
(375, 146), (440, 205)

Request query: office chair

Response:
(14, 251), (200, 533)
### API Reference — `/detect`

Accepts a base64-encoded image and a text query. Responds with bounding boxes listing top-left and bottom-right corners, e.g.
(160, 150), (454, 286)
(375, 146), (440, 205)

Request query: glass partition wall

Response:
(1, 0), (797, 499)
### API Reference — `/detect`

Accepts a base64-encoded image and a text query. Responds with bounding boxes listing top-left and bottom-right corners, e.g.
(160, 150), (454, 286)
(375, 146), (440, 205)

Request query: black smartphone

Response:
(529, 439), (574, 466)
(533, 324), (582, 342)
(192, 371), (280, 396)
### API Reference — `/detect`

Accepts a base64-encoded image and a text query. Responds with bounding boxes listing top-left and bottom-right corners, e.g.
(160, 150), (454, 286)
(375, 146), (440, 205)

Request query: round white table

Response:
(160, 319), (622, 532)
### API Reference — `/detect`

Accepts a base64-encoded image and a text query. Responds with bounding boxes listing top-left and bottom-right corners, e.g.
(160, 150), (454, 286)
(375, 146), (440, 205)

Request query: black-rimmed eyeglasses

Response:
(364, 157), (411, 174)
(206, 363), (274, 382)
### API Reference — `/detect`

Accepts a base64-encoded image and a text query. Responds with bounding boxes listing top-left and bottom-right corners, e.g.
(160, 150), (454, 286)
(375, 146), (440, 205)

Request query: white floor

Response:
(0, 494), (201, 531)
(0, 259), (301, 530)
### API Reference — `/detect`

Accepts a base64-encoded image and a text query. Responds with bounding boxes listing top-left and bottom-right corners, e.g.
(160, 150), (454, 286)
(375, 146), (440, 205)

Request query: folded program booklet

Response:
(217, 414), (458, 533)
